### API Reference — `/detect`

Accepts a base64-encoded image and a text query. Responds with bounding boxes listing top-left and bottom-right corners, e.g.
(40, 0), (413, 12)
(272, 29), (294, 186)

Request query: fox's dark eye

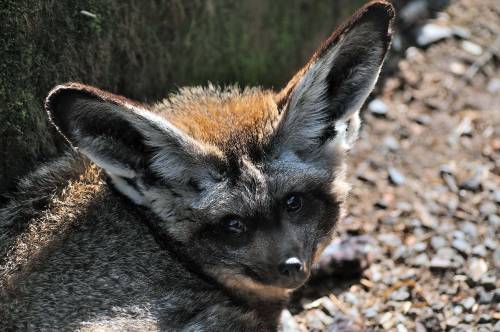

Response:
(285, 194), (302, 212)
(223, 217), (247, 234)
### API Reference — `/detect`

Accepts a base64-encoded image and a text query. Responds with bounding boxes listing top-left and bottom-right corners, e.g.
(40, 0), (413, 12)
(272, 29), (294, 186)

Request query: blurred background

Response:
(1, 0), (498, 330)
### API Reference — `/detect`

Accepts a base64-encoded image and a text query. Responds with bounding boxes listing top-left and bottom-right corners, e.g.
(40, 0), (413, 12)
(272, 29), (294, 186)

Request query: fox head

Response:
(45, 2), (394, 298)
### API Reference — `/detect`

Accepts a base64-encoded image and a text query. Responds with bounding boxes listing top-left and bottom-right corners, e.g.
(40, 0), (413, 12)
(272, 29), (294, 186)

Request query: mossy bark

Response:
(0, 0), (365, 200)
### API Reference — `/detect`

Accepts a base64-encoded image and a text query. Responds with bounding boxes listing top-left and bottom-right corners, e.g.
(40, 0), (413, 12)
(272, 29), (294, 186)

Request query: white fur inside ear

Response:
(80, 147), (136, 179)
(108, 174), (147, 206)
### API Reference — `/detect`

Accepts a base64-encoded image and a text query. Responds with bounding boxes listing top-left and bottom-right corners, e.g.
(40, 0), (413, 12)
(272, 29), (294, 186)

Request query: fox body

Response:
(0, 2), (394, 331)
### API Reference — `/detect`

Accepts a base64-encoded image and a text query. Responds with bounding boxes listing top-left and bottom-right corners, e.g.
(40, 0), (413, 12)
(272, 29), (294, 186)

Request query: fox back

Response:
(0, 2), (394, 331)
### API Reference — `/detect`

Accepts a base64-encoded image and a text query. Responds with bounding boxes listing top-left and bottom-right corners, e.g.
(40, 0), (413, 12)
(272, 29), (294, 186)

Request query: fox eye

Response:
(222, 217), (247, 234)
(285, 194), (302, 212)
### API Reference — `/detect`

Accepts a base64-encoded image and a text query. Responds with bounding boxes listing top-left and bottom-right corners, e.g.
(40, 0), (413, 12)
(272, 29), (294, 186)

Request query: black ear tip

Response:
(360, 1), (396, 30)
(45, 83), (95, 134)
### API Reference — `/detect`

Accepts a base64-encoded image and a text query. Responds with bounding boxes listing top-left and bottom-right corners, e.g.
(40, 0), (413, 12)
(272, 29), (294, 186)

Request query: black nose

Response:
(278, 257), (304, 277)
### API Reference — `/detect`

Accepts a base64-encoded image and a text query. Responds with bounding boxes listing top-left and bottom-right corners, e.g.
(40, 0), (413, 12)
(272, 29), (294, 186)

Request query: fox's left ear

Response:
(274, 1), (394, 160)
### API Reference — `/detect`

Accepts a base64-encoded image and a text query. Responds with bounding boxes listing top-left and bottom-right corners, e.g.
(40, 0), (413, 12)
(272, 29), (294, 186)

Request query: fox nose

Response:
(278, 257), (305, 278)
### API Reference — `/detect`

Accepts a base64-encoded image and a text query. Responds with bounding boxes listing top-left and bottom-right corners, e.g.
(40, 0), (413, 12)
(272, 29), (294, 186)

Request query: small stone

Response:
(489, 214), (500, 228)
(460, 297), (475, 311)
(463, 314), (475, 323)
(488, 78), (500, 94)
(368, 99), (389, 116)
(390, 287), (411, 301)
(452, 305), (463, 315)
(494, 190), (500, 203)
(450, 324), (473, 332)
(411, 253), (429, 267)
(384, 136), (400, 151)
(452, 230), (465, 239)
(313, 309), (334, 326)
(477, 288), (493, 304)
(484, 238), (497, 251)
(431, 236), (447, 250)
(468, 258), (488, 281)
(452, 239), (472, 256)
(417, 24), (453, 46)
(431, 301), (445, 311)
(494, 321), (500, 332)
(449, 61), (466, 75)
(363, 307), (378, 319)
(494, 248), (500, 268)
(388, 168), (406, 186)
(430, 256), (453, 270)
(305, 310), (325, 330)
(400, 0), (428, 24)
(413, 242), (427, 252)
(397, 323), (408, 332)
(479, 201), (497, 216)
(478, 314), (491, 324)
(461, 222), (477, 238)
(280, 310), (300, 332)
(446, 316), (461, 328)
(415, 114), (431, 125)
(472, 245), (487, 257)
(378, 233), (402, 247)
(461, 40), (483, 55)
(460, 175), (481, 192)
(480, 275), (496, 291)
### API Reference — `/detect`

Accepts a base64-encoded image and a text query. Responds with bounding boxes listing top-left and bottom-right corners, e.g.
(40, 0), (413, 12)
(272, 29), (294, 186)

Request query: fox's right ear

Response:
(45, 83), (221, 205)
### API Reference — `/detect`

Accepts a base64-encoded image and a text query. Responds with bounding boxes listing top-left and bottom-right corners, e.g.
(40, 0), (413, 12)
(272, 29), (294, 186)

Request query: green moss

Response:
(0, 0), (365, 199)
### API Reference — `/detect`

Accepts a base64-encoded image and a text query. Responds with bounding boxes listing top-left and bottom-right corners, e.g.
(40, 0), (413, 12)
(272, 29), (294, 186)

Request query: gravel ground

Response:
(282, 0), (499, 330)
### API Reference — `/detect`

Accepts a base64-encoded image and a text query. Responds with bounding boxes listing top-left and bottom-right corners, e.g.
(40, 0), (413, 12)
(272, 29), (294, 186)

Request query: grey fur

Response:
(0, 2), (394, 331)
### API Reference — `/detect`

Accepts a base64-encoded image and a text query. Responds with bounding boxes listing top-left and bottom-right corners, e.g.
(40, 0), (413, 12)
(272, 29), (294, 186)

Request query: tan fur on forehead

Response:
(154, 85), (279, 148)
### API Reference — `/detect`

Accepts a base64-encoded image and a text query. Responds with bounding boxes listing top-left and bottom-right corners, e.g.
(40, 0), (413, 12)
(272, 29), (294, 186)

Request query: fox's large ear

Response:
(274, 1), (394, 161)
(45, 83), (221, 205)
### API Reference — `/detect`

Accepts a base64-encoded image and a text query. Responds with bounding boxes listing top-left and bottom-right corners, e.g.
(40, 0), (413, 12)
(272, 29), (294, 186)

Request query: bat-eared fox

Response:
(1, 1), (394, 330)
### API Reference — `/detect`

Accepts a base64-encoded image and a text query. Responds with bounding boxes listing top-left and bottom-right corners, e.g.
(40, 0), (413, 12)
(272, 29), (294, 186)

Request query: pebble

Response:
(363, 307), (378, 319)
(452, 238), (472, 256)
(467, 258), (488, 281)
(472, 245), (487, 257)
(390, 287), (411, 301)
(493, 248), (500, 268)
(460, 297), (475, 311)
(417, 24), (453, 46)
(495, 321), (500, 332)
(430, 256), (453, 270)
(477, 288), (494, 304)
(488, 78), (500, 94)
(378, 233), (402, 247)
(388, 168), (406, 186)
(368, 99), (389, 116)
(479, 275), (496, 291)
(411, 253), (429, 267)
(463, 314), (475, 323)
(396, 323), (408, 332)
(280, 310), (300, 332)
(478, 314), (491, 324)
(484, 238), (497, 251)
(383, 136), (400, 151)
(461, 40), (483, 55)
(461, 222), (477, 238)
(488, 214), (500, 228)
(446, 316), (461, 328)
(460, 175), (481, 192)
(400, 0), (428, 24)
(494, 189), (500, 203)
(431, 236), (447, 250)
(479, 201), (497, 216)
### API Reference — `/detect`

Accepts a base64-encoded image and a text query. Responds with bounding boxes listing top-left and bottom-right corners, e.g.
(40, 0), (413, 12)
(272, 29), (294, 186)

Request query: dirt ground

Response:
(284, 0), (500, 331)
